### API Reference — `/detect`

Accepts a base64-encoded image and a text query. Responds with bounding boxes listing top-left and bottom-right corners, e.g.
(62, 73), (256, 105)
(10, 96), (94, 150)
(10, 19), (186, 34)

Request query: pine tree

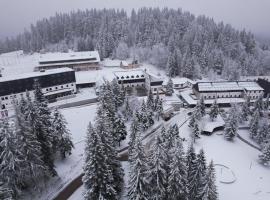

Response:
(96, 106), (124, 198)
(113, 115), (127, 146)
(209, 100), (219, 121)
(257, 120), (269, 145)
(189, 149), (207, 200)
(112, 78), (125, 107)
(123, 98), (133, 121)
(127, 131), (149, 200)
(32, 80), (57, 176)
(0, 120), (23, 198)
(128, 112), (141, 157)
(198, 160), (218, 200)
(155, 96), (163, 121)
(199, 97), (206, 117)
(165, 78), (174, 96)
(148, 134), (167, 200)
(52, 109), (74, 159)
(189, 113), (196, 128)
(224, 106), (239, 141)
(186, 144), (197, 194)
(83, 122), (110, 199)
(240, 100), (250, 122)
(15, 104), (47, 182)
(192, 120), (200, 143)
(259, 143), (270, 165)
(249, 111), (259, 140)
(167, 138), (188, 200)
(146, 90), (155, 111)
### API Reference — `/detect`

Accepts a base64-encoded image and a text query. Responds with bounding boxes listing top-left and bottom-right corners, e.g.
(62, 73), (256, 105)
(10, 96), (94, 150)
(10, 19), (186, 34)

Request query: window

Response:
(66, 84), (69, 87)
(136, 75), (139, 78)
(126, 76), (130, 78)
(61, 86), (64, 89)
(121, 76), (124, 79)
(55, 87), (58, 89)
(141, 75), (144, 77)
(46, 88), (49, 91)
(50, 88), (52, 91)
(154, 88), (157, 91)
(117, 76), (119, 79)
(1, 97), (4, 100)
(131, 75), (134, 78)
(71, 84), (74, 86)
(5, 97), (8, 100)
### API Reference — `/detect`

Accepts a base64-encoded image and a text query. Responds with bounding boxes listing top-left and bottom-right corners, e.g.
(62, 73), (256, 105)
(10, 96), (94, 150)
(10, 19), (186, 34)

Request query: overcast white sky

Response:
(0, 0), (270, 39)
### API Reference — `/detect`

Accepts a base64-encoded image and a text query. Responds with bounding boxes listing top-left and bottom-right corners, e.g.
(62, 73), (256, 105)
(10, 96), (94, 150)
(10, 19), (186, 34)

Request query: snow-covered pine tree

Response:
(166, 50), (178, 77)
(33, 80), (57, 176)
(241, 100), (251, 122)
(83, 122), (110, 199)
(139, 100), (151, 130)
(257, 120), (269, 145)
(189, 149), (207, 200)
(112, 78), (125, 107)
(113, 115), (127, 146)
(14, 104), (47, 183)
(199, 97), (206, 117)
(224, 106), (239, 141)
(148, 133), (167, 199)
(167, 138), (188, 200)
(186, 144), (197, 200)
(127, 131), (149, 200)
(253, 95), (264, 115)
(198, 160), (218, 200)
(165, 78), (174, 96)
(249, 110), (259, 139)
(128, 112), (141, 157)
(146, 89), (155, 111)
(259, 143), (270, 165)
(123, 98), (133, 121)
(96, 105), (124, 197)
(155, 95), (163, 121)
(192, 120), (200, 143)
(0, 120), (23, 198)
(52, 109), (74, 159)
(209, 100), (219, 121)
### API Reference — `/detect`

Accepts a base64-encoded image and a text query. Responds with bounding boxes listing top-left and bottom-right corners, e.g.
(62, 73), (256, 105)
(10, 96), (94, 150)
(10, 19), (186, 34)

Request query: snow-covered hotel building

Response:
(35, 51), (100, 72)
(114, 70), (163, 94)
(0, 68), (76, 118)
(193, 81), (264, 100)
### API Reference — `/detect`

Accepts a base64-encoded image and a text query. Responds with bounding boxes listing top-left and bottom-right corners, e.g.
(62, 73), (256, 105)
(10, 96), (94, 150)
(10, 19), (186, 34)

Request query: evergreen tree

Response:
(112, 78), (125, 107)
(167, 138), (188, 200)
(192, 120), (200, 143)
(257, 120), (269, 145)
(189, 113), (196, 128)
(188, 149), (207, 200)
(0, 120), (23, 198)
(166, 51), (178, 77)
(96, 106), (124, 198)
(186, 144), (197, 198)
(128, 112), (141, 157)
(148, 134), (167, 200)
(249, 111), (259, 139)
(165, 78), (174, 96)
(240, 100), (250, 122)
(198, 160), (218, 200)
(32, 80), (57, 176)
(15, 104), (47, 182)
(259, 143), (270, 165)
(209, 100), (219, 121)
(83, 122), (110, 199)
(127, 131), (149, 200)
(155, 94), (163, 121)
(113, 115), (127, 146)
(200, 96), (206, 117)
(123, 98), (133, 121)
(52, 109), (74, 158)
(146, 90), (155, 111)
(224, 106), (239, 141)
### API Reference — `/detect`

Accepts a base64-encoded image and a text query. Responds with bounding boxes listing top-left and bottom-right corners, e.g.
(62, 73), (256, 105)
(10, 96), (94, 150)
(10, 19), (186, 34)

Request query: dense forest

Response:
(0, 8), (270, 79)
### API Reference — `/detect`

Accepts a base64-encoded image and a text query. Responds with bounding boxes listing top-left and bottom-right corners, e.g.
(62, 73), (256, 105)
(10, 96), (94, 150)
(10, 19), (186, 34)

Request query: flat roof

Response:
(38, 51), (100, 66)
(196, 81), (263, 92)
(0, 68), (74, 83)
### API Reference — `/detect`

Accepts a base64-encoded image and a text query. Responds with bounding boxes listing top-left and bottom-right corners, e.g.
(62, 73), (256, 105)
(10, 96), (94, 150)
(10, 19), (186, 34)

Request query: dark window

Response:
(126, 76), (130, 78)
(131, 76), (134, 78)
(141, 75), (144, 77)
(55, 87), (58, 89)
(5, 97), (8, 100)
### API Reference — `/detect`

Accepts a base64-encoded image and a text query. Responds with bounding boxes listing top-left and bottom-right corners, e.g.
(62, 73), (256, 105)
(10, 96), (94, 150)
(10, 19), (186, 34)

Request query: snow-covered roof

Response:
(103, 59), (128, 67)
(0, 68), (74, 83)
(195, 81), (263, 92)
(163, 77), (195, 85)
(114, 70), (146, 80)
(38, 51), (100, 66)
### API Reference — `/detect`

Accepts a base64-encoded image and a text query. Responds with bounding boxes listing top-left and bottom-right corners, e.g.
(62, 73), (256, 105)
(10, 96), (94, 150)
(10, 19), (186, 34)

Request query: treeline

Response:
(0, 81), (73, 199)
(0, 8), (269, 79)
